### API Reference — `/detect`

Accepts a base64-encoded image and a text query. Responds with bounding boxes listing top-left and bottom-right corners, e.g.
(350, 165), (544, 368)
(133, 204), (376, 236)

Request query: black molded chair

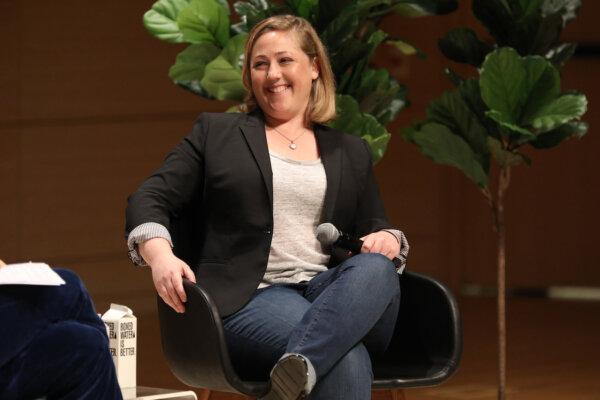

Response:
(158, 271), (462, 397)
(156, 270), (462, 397)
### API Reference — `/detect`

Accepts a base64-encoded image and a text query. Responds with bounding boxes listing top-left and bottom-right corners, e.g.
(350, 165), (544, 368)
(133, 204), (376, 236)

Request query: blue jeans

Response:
(0, 269), (123, 400)
(223, 253), (401, 400)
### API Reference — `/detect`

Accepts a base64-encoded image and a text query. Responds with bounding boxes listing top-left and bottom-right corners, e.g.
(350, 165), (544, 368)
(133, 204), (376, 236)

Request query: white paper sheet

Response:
(0, 262), (66, 286)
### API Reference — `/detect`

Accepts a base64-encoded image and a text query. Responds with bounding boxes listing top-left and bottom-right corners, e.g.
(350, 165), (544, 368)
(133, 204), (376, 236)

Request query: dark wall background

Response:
(1, 1), (599, 384)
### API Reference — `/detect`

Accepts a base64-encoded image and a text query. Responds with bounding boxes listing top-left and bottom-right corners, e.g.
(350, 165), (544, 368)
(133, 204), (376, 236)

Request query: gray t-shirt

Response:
(260, 152), (329, 287)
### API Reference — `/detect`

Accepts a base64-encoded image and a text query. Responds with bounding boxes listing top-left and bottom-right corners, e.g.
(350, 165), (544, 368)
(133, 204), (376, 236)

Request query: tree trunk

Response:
(496, 168), (509, 400)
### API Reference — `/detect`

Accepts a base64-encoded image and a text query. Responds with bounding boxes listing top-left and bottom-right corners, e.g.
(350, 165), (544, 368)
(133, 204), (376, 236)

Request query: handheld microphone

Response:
(316, 223), (403, 269)
(316, 223), (363, 255)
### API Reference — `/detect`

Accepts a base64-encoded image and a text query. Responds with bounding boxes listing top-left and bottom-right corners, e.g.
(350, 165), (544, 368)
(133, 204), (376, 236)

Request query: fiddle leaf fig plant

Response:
(143, 0), (459, 161)
(403, 1), (587, 399)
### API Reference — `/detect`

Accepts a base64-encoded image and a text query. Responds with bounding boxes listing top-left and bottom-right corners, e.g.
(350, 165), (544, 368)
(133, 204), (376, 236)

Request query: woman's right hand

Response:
(138, 238), (196, 313)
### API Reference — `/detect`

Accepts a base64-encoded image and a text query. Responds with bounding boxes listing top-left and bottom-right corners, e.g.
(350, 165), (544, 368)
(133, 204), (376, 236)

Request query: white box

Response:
(102, 304), (137, 388)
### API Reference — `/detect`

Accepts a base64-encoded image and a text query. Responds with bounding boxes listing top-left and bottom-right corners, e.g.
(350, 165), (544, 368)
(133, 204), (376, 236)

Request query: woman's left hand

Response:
(360, 231), (400, 260)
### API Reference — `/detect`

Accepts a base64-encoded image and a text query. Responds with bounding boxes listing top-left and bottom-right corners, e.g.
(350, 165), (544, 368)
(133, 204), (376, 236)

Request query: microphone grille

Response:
(316, 223), (339, 246)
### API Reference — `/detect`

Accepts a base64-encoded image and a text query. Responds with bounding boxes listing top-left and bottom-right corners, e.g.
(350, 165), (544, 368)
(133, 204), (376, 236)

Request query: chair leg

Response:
(391, 389), (407, 400)
(372, 389), (407, 400)
(198, 389), (211, 400)
(206, 390), (252, 400)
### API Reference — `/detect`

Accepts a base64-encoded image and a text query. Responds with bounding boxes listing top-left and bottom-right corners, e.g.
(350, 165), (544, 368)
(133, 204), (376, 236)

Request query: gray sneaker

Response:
(261, 354), (311, 400)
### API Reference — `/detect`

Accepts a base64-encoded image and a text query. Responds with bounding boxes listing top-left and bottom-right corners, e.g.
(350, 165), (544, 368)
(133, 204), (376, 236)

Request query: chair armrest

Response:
(157, 279), (266, 396)
(374, 271), (462, 387)
(404, 272), (462, 367)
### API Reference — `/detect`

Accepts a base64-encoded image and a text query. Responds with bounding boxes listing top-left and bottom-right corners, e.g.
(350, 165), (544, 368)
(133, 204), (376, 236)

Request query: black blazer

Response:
(126, 111), (394, 316)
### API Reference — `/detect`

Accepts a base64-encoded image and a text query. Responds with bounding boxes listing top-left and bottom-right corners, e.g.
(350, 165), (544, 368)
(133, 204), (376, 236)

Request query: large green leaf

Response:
(285, 0), (319, 20)
(168, 43), (222, 97)
(427, 88), (490, 171)
(393, 0), (458, 17)
(317, 0), (353, 30)
(329, 95), (391, 162)
(472, 0), (514, 47)
(541, 0), (582, 26)
(349, 68), (407, 125)
(332, 39), (370, 79)
(356, 0), (394, 11)
(215, 0), (231, 14)
(480, 48), (528, 123)
(530, 121), (587, 149)
(480, 47), (571, 137)
(386, 39), (427, 59)
(402, 122), (488, 187)
(220, 32), (248, 69)
(177, 0), (230, 46)
(485, 109), (536, 139)
(353, 68), (390, 106)
(527, 10), (563, 55)
(365, 134), (392, 163)
(143, 0), (190, 43)
(375, 88), (408, 126)
(519, 55), (560, 123)
(513, 0), (545, 17)
(472, 0), (541, 54)
(530, 93), (588, 132)
(479, 48), (587, 137)
(342, 30), (387, 95)
(321, 5), (370, 79)
(473, 0), (551, 55)
(545, 42), (577, 68)
(200, 34), (248, 101)
(365, 29), (388, 60)
(458, 78), (502, 139)
(232, 0), (274, 33)
(438, 27), (494, 67)
(472, 0), (574, 57)
(200, 59), (246, 101)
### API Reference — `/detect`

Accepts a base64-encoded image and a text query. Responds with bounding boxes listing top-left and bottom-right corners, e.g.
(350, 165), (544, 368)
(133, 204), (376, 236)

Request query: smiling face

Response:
(249, 30), (319, 123)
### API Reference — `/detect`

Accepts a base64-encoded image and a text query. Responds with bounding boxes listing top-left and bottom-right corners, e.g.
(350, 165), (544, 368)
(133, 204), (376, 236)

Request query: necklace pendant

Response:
(289, 143), (297, 150)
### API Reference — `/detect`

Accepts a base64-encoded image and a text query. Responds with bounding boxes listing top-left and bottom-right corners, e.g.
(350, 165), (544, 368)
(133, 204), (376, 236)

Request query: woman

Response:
(126, 15), (408, 400)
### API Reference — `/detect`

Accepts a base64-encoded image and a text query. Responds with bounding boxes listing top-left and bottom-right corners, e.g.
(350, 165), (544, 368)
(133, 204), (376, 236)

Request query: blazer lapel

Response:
(239, 113), (273, 209)
(315, 125), (342, 223)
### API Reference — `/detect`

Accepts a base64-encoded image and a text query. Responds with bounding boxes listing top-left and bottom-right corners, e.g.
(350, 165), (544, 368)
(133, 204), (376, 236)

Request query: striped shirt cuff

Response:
(381, 229), (409, 274)
(127, 222), (173, 266)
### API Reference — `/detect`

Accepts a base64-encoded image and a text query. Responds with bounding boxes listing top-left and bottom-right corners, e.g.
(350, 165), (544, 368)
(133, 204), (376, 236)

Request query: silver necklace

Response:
(270, 125), (306, 150)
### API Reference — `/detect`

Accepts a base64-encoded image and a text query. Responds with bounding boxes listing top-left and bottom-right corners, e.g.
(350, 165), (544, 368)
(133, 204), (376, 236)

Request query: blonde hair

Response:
(241, 15), (337, 124)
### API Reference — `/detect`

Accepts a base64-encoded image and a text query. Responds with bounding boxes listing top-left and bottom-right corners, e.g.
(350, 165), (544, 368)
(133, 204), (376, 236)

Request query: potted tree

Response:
(402, 1), (588, 399)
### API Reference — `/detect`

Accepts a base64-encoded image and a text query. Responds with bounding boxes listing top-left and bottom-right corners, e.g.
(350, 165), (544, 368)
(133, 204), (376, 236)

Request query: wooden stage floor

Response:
(134, 296), (600, 399)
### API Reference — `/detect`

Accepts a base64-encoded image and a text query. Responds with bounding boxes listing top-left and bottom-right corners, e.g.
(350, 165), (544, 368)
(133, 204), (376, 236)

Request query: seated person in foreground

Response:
(0, 259), (123, 400)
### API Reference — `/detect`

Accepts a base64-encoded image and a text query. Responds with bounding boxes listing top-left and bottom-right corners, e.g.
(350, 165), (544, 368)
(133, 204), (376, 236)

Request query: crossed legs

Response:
(223, 253), (401, 399)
